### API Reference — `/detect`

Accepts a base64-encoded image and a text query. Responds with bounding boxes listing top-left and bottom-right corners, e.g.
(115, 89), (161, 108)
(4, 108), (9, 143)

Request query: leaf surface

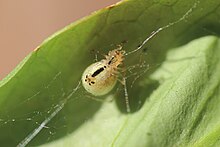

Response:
(0, 0), (220, 146)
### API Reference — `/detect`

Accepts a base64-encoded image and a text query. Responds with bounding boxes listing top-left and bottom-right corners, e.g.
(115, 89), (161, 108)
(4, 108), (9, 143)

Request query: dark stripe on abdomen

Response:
(92, 67), (104, 77)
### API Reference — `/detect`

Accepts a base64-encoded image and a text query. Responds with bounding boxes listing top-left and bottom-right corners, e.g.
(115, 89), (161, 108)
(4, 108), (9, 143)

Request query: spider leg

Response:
(122, 77), (131, 113)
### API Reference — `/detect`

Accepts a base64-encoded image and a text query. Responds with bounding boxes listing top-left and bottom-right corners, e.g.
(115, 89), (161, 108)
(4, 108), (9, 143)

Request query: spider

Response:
(81, 45), (132, 112)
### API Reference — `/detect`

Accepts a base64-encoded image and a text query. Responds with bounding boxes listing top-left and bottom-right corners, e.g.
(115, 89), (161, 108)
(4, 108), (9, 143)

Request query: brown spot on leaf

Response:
(106, 4), (116, 9)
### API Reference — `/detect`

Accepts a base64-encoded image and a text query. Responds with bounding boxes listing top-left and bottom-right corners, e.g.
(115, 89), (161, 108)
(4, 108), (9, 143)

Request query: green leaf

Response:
(0, 0), (220, 147)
